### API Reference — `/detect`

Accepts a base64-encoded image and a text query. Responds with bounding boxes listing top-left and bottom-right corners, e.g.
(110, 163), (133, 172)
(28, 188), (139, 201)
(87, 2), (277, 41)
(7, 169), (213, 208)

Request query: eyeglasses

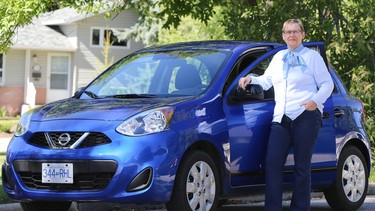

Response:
(282, 30), (302, 35)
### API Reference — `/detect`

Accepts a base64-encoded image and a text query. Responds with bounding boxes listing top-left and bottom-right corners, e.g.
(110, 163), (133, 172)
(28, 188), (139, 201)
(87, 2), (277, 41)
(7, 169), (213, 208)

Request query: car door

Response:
(223, 42), (336, 187)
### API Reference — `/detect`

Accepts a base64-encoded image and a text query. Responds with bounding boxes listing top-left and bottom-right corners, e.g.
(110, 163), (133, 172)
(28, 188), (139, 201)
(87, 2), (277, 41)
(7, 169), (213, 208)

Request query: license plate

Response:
(42, 163), (73, 184)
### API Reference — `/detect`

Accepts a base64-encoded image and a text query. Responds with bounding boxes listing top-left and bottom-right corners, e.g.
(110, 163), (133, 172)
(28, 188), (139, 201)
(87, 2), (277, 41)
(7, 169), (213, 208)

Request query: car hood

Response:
(32, 97), (193, 121)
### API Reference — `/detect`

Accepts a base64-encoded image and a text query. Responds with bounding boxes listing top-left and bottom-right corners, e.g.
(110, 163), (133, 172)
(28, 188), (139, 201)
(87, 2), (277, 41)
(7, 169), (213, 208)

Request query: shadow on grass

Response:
(0, 152), (16, 204)
(0, 183), (15, 204)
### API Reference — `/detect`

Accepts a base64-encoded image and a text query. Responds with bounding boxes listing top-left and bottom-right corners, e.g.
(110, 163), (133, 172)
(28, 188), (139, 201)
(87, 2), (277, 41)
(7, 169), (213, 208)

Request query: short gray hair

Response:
(282, 19), (305, 32)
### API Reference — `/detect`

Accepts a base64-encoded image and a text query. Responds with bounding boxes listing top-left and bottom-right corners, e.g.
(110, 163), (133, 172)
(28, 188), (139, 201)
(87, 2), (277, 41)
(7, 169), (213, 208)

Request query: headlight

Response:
(116, 107), (174, 136)
(15, 110), (33, 137)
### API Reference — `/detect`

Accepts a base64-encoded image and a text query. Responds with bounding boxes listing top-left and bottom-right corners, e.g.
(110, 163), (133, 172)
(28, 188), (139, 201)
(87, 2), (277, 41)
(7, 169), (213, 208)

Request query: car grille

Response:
(28, 132), (111, 149)
(14, 160), (118, 191)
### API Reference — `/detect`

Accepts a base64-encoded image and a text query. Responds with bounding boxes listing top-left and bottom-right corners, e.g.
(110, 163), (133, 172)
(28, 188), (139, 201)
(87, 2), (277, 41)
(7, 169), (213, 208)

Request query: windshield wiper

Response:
(105, 94), (156, 99)
(83, 90), (101, 99)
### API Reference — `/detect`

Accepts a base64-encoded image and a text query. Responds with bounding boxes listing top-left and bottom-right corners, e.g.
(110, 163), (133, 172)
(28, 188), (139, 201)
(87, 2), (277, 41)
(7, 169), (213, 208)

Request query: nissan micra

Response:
(2, 41), (371, 211)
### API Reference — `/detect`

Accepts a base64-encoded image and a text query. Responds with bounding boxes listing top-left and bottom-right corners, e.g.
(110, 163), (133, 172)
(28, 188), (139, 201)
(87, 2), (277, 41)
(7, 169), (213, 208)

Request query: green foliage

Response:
(0, 107), (6, 118)
(349, 66), (375, 149)
(158, 0), (375, 153)
(0, 153), (15, 204)
(0, 0), (49, 51)
(158, 7), (229, 44)
(217, 0), (375, 152)
(96, 27), (115, 74)
(0, 0), (102, 52)
(0, 119), (19, 133)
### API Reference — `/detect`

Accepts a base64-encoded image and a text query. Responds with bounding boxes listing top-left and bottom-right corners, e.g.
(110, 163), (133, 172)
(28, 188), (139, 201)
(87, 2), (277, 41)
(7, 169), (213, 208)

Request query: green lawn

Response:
(0, 153), (14, 204)
(370, 165), (375, 183)
(0, 119), (19, 133)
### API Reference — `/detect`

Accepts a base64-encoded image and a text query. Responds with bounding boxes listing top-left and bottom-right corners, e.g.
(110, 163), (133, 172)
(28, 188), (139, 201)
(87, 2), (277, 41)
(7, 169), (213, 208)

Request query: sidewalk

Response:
(0, 133), (12, 153)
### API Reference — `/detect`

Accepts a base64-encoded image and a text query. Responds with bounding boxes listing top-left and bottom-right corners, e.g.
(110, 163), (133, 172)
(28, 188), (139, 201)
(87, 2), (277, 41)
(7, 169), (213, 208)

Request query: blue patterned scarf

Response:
(282, 44), (306, 79)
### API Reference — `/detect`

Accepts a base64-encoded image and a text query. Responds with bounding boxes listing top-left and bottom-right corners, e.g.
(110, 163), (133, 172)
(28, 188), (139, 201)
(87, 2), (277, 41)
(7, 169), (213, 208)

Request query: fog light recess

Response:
(2, 163), (15, 190)
(127, 167), (153, 192)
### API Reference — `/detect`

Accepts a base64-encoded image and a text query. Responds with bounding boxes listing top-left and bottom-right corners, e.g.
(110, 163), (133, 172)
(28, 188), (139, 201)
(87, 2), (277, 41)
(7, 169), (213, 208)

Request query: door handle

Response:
(334, 108), (345, 117)
(322, 112), (330, 119)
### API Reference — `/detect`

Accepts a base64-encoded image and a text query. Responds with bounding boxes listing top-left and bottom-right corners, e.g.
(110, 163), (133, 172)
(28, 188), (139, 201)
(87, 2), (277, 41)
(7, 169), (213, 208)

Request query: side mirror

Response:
(230, 84), (265, 102)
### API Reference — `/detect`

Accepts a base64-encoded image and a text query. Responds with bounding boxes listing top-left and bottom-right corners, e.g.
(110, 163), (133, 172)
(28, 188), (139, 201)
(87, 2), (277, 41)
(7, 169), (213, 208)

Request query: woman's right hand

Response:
(238, 76), (251, 90)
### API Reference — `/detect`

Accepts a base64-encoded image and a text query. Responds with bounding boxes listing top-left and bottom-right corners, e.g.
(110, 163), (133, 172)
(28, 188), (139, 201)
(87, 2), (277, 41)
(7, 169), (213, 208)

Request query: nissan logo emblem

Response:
(58, 133), (71, 146)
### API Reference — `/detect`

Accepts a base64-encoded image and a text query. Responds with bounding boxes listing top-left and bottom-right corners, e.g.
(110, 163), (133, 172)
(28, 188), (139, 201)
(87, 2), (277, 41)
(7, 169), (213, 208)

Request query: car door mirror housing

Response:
(230, 84), (265, 102)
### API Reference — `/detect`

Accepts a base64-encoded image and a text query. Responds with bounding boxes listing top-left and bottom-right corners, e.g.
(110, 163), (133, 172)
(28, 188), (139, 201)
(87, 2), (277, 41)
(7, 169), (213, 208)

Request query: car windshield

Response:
(81, 49), (230, 99)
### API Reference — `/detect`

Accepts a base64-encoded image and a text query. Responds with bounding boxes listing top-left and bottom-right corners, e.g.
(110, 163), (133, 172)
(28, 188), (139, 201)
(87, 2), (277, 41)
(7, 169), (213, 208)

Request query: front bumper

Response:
(2, 123), (181, 204)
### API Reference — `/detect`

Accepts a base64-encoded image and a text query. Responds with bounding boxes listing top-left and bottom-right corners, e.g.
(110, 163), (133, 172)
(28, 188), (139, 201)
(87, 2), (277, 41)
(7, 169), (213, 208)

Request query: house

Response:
(0, 7), (144, 116)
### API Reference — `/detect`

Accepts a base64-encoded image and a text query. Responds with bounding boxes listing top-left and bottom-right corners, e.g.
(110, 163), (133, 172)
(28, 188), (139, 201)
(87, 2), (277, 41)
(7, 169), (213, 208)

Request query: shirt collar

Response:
(289, 44), (304, 53)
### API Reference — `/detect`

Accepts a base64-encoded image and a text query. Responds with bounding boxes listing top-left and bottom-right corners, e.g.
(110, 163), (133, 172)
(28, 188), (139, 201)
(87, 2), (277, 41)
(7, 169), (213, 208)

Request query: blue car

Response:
(3, 41), (371, 211)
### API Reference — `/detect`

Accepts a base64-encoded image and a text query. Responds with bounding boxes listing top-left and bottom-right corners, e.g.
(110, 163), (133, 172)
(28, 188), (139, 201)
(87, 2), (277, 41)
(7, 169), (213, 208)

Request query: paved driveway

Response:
(1, 196), (375, 211)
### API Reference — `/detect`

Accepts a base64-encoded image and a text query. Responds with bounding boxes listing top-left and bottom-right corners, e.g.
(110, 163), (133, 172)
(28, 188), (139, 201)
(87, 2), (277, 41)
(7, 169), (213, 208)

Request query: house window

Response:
(91, 28), (129, 48)
(92, 29), (100, 45)
(0, 54), (3, 85)
(50, 56), (69, 89)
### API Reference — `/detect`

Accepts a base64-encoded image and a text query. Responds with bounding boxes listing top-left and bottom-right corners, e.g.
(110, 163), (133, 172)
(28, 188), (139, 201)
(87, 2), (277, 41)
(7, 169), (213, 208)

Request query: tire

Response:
(20, 201), (72, 211)
(324, 145), (368, 211)
(166, 150), (220, 211)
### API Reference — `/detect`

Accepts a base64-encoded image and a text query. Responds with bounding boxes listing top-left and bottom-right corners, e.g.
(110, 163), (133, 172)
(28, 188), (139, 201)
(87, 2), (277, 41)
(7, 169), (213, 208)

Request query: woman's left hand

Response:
(301, 100), (317, 111)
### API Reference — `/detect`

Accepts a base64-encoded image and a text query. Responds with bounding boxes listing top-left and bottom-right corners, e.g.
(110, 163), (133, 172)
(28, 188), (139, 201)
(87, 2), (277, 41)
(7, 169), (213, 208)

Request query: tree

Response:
(0, 0), (221, 50)
(223, 0), (375, 147)
(158, 0), (375, 150)
(158, 6), (229, 44)
(0, 0), (101, 51)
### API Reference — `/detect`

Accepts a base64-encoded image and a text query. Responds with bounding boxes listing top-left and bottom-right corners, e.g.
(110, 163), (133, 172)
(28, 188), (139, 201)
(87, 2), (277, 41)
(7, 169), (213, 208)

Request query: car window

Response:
(227, 52), (276, 105)
(249, 56), (275, 100)
(168, 59), (211, 94)
(98, 61), (159, 95)
(82, 50), (229, 98)
(229, 44), (336, 103)
(224, 48), (268, 92)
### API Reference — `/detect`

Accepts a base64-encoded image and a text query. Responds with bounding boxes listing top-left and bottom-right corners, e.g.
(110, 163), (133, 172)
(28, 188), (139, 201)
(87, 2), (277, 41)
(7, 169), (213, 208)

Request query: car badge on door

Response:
(58, 133), (71, 146)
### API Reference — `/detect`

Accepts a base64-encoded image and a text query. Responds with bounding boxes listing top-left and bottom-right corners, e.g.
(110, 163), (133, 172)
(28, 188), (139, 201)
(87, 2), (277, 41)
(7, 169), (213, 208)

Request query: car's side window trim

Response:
(226, 43), (340, 106)
(226, 47), (281, 106)
(224, 47), (269, 93)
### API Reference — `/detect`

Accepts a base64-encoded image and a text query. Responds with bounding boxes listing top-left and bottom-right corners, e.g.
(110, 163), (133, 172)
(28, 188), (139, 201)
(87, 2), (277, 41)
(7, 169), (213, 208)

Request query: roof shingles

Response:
(11, 7), (93, 51)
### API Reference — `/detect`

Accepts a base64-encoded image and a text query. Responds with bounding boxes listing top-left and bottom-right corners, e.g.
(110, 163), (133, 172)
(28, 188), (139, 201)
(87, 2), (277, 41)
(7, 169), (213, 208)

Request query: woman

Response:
(239, 19), (334, 211)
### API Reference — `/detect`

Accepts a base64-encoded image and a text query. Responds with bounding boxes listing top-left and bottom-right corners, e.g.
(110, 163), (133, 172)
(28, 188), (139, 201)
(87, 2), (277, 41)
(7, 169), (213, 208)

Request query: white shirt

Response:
(248, 47), (334, 123)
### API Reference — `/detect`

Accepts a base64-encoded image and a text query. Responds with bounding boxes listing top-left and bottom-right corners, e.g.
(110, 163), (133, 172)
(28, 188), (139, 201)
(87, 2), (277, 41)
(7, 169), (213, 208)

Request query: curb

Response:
(0, 203), (21, 211)
(0, 185), (374, 209)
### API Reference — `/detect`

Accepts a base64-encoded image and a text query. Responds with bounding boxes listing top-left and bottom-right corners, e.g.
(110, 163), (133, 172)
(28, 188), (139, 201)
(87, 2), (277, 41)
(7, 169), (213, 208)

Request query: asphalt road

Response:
(1, 195), (375, 211)
(217, 195), (375, 211)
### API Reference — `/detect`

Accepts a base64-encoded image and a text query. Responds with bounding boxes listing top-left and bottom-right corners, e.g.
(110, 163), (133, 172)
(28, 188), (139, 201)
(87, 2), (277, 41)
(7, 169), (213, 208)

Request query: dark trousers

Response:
(264, 110), (322, 211)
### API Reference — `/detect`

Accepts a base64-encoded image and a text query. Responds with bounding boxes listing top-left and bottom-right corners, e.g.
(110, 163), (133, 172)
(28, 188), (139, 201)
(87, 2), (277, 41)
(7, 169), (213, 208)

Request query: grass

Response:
(370, 165), (375, 183)
(0, 153), (14, 204)
(0, 119), (19, 133)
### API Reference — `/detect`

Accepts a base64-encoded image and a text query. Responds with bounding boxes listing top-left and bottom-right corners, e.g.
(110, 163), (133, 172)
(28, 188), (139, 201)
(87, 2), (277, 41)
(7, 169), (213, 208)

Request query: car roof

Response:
(136, 40), (284, 53)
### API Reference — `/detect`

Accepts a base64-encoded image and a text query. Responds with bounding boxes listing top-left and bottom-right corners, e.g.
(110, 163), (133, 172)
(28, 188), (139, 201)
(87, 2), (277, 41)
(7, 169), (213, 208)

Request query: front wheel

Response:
(20, 201), (72, 211)
(324, 145), (368, 211)
(166, 150), (220, 211)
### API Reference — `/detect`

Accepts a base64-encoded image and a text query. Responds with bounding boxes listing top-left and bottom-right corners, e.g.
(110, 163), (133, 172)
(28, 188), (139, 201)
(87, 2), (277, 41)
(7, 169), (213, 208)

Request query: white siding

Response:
(60, 25), (78, 49)
(29, 50), (48, 87)
(4, 49), (26, 86)
(75, 10), (144, 88)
